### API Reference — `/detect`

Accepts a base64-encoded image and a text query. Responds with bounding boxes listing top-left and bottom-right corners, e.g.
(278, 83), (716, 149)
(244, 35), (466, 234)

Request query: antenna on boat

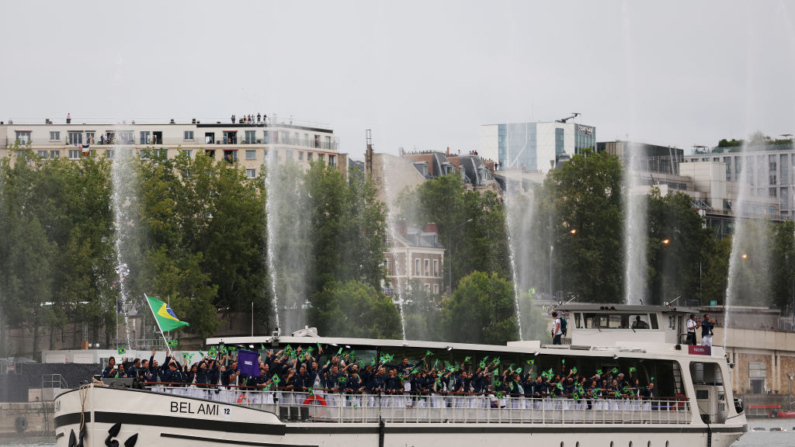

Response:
(564, 297), (577, 304)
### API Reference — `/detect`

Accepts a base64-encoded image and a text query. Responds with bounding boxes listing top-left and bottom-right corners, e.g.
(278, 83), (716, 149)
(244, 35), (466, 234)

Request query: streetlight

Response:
(662, 238), (670, 245)
(448, 219), (473, 294)
(741, 253), (748, 260)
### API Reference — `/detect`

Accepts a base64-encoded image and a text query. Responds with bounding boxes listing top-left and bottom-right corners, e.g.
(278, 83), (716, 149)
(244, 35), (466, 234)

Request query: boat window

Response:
(690, 362), (724, 386)
(650, 314), (659, 329)
(629, 314), (650, 329)
(574, 313), (582, 328)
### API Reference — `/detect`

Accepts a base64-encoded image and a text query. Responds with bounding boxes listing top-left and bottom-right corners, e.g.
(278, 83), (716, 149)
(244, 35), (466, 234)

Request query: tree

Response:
(442, 271), (518, 344)
(403, 279), (443, 341)
(535, 150), (624, 303)
(311, 280), (401, 339)
(646, 190), (713, 304)
(769, 221), (795, 311)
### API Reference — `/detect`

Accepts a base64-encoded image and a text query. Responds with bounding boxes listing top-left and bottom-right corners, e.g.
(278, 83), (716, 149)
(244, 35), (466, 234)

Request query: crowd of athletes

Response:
(101, 345), (659, 408)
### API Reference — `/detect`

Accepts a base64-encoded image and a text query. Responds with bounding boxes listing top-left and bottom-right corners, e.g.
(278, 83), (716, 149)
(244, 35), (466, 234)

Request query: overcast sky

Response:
(1, 0), (795, 158)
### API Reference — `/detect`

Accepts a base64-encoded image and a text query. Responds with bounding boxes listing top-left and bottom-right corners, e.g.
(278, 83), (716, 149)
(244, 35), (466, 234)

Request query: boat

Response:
(54, 304), (748, 447)
(770, 409), (795, 418)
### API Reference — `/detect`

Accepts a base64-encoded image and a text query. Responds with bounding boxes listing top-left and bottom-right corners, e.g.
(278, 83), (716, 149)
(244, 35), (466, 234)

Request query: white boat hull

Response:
(54, 386), (746, 447)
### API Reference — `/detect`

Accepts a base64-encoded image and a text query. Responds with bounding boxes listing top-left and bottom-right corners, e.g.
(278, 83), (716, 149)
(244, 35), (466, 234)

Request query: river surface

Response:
(0, 419), (792, 446)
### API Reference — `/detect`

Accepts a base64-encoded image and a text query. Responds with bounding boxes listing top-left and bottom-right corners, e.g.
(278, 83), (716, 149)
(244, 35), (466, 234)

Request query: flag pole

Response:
(146, 294), (174, 358)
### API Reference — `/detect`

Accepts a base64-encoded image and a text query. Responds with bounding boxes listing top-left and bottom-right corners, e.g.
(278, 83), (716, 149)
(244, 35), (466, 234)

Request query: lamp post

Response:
(448, 219), (473, 295)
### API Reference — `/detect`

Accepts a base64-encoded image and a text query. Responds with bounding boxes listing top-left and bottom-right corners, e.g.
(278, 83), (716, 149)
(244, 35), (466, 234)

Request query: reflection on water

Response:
(0, 420), (792, 447)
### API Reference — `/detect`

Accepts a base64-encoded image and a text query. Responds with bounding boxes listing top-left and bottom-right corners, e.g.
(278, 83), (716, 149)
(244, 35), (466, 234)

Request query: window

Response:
(286, 150), (293, 159)
(50, 150), (60, 159)
(424, 259), (430, 276)
(245, 130), (256, 144)
(68, 149), (81, 160)
(414, 259), (420, 276)
(782, 154), (789, 184)
(183, 149), (192, 158)
(140, 131), (151, 145)
(264, 130), (271, 143)
(433, 259), (439, 277)
(246, 169), (257, 179)
(304, 133), (310, 146)
(68, 132), (82, 145)
(307, 153), (313, 161)
(433, 284), (439, 294)
(223, 131), (237, 144)
(15, 131), (31, 144)
(781, 187), (789, 210)
(329, 155), (336, 167)
(246, 150), (257, 160)
(424, 283), (431, 292)
(223, 150), (238, 163)
(314, 135), (320, 148)
(49, 131), (60, 141)
(184, 131), (194, 141)
(118, 131), (134, 144)
(325, 136), (332, 149)
(37, 150), (47, 158)
(205, 133), (215, 144)
(106, 150), (114, 159)
(298, 151), (304, 161)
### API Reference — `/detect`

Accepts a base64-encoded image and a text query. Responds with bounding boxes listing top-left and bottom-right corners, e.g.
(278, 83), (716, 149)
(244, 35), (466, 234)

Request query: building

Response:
(399, 149), (501, 193)
(0, 117), (347, 178)
(481, 121), (596, 174)
(384, 223), (445, 298)
(597, 141), (684, 175)
(683, 143), (795, 218)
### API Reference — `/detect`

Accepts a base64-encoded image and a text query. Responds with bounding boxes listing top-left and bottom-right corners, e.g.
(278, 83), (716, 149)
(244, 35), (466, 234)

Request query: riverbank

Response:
(0, 403), (54, 438)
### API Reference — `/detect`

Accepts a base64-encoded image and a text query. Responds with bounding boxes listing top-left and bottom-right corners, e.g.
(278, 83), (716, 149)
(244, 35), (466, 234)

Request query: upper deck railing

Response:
(145, 385), (691, 426)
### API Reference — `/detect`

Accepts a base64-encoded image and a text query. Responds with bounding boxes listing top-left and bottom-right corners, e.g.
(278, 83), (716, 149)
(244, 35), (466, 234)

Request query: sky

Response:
(1, 0), (795, 159)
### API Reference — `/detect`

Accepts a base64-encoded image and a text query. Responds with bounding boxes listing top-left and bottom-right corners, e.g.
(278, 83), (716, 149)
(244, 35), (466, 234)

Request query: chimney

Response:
(424, 223), (439, 234)
(170, 119), (176, 124)
(192, 118), (197, 124)
(446, 147), (450, 157)
(396, 219), (408, 239)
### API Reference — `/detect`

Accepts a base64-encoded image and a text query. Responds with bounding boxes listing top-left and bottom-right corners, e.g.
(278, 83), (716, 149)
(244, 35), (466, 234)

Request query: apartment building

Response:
(384, 223), (446, 298)
(0, 117), (347, 178)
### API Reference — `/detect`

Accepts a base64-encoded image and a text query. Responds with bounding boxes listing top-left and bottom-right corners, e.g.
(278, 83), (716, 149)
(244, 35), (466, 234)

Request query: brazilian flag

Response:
(117, 347), (127, 355)
(146, 295), (190, 332)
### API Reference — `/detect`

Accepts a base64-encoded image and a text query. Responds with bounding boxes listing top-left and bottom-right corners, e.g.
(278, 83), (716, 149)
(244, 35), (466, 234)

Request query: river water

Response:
(0, 419), (791, 447)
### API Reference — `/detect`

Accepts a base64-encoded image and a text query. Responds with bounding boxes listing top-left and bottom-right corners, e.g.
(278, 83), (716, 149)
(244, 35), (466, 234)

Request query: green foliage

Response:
(537, 150), (624, 302)
(311, 280), (401, 339)
(442, 271), (518, 344)
(646, 190), (714, 304)
(400, 174), (509, 291)
(403, 279), (443, 341)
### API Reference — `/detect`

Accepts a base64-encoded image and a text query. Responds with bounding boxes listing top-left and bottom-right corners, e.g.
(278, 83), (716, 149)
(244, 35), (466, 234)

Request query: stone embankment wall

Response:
(0, 402), (54, 437)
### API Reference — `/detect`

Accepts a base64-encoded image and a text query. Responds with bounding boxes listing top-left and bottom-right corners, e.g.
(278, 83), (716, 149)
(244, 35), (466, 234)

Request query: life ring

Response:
(237, 393), (249, 404)
(303, 395), (327, 406)
(303, 394), (327, 418)
(15, 416), (28, 433)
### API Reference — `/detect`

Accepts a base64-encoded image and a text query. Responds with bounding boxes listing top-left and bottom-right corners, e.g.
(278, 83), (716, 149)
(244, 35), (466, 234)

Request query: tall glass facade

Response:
(498, 123), (538, 171)
(574, 124), (596, 153)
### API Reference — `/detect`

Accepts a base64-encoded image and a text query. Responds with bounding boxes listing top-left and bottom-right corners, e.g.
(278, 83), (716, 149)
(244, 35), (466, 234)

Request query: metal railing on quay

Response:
(142, 384), (691, 425)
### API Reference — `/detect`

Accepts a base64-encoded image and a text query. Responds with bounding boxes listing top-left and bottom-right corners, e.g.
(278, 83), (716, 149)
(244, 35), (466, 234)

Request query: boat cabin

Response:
(555, 304), (698, 347)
